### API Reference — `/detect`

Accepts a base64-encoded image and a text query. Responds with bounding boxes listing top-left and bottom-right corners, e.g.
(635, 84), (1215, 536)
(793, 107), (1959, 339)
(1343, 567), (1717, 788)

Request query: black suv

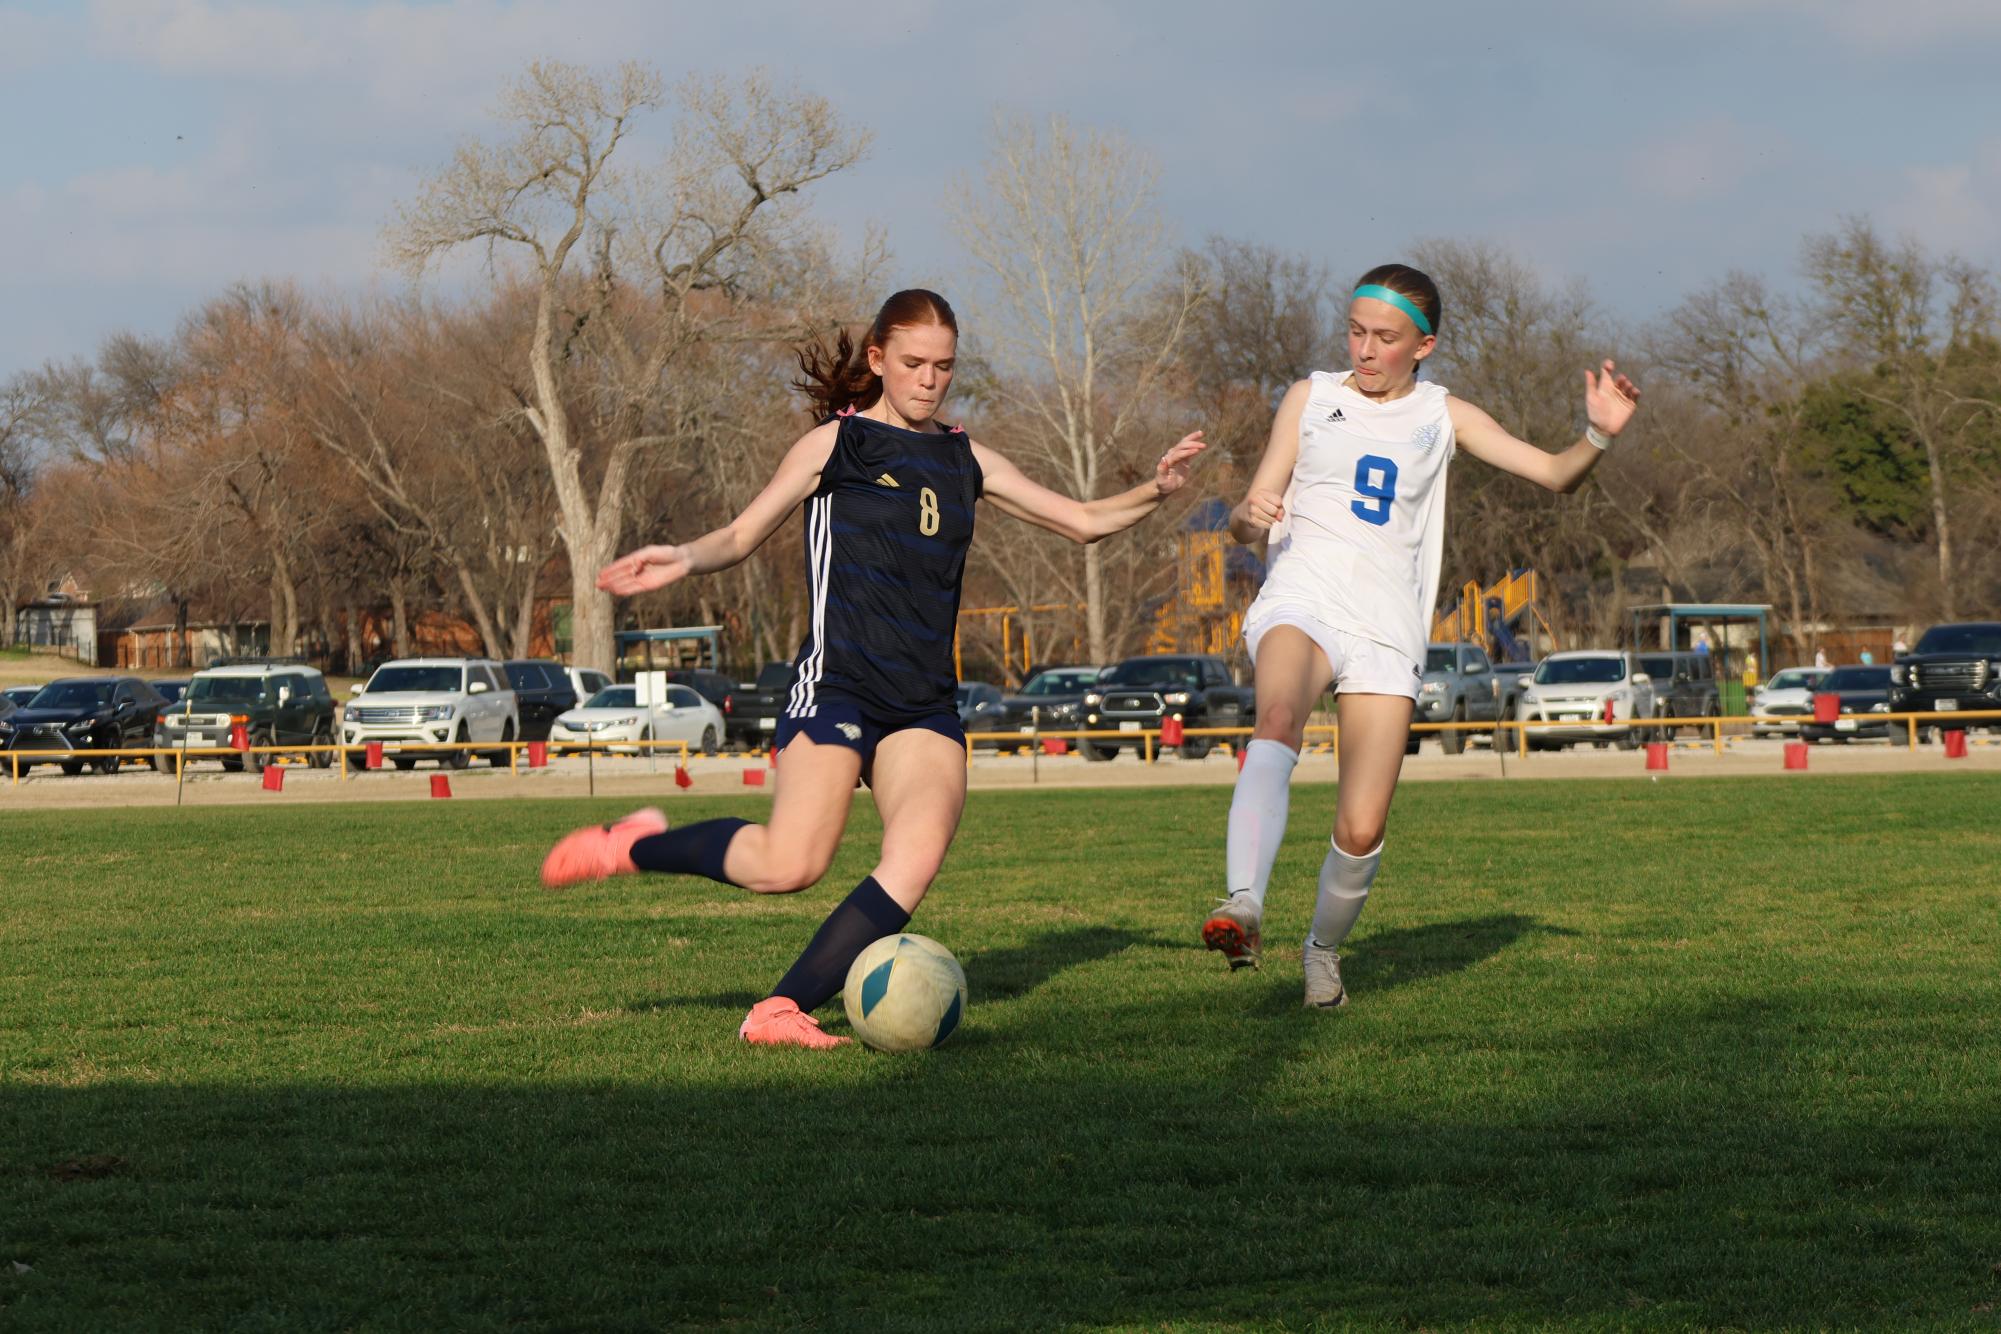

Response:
(3, 676), (168, 774)
(502, 660), (580, 743)
(1891, 622), (2001, 736)
(1638, 650), (1722, 736)
(156, 662), (339, 772)
(1081, 654), (1255, 761)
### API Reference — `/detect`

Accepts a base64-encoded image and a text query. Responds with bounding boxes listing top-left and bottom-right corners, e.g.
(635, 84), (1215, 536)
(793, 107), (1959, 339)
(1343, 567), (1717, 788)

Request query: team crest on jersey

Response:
(837, 722), (862, 741)
(1411, 423), (1441, 453)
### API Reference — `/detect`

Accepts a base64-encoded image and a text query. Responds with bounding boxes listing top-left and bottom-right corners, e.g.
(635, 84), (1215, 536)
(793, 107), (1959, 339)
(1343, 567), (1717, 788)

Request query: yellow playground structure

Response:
(1431, 568), (1558, 662)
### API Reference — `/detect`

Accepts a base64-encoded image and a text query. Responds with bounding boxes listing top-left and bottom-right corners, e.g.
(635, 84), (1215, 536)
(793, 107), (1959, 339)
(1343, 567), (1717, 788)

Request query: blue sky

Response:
(4, 0), (1999, 381)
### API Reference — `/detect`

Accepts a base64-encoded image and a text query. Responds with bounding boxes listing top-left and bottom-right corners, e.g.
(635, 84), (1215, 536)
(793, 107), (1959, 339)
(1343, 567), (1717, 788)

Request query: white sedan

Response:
(549, 683), (724, 756)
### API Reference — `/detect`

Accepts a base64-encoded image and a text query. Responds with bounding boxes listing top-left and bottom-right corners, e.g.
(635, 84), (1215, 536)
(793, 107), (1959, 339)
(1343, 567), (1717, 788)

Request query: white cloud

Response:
(1884, 156), (2001, 256)
(1674, 0), (2001, 50)
(1628, 118), (1789, 202)
(0, 7), (64, 70)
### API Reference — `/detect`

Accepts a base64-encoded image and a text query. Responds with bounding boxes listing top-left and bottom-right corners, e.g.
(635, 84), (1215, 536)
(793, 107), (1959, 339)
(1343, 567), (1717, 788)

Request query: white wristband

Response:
(1585, 424), (1613, 451)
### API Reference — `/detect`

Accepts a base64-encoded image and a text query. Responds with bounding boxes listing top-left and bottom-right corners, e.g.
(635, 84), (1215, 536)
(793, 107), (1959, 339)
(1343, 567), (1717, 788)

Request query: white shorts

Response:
(1243, 601), (1422, 701)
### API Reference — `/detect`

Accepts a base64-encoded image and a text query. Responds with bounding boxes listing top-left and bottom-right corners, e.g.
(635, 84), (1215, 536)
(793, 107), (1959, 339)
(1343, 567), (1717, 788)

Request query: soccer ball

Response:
(842, 933), (967, 1052)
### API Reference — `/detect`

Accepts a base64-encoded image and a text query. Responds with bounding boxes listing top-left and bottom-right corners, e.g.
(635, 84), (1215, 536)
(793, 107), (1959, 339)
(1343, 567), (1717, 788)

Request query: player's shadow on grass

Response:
(620, 926), (1166, 1018)
(966, 924), (1173, 1004)
(1247, 912), (1560, 1016)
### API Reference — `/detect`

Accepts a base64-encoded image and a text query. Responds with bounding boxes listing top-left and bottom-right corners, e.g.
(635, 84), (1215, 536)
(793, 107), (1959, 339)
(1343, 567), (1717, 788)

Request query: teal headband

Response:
(1352, 284), (1434, 336)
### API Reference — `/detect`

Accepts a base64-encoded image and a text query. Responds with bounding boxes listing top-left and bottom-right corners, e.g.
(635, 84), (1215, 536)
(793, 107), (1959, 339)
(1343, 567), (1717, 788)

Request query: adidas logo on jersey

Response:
(837, 722), (863, 740)
(874, 473), (900, 488)
(1326, 408), (1346, 422)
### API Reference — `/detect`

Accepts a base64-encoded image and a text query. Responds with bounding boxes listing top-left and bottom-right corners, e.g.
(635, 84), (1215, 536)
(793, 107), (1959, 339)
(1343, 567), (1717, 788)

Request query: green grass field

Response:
(4, 776), (1999, 1330)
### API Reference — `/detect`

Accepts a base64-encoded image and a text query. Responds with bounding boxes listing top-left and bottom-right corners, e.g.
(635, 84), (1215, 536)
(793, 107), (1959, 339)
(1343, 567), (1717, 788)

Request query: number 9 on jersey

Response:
(1350, 454), (1399, 526)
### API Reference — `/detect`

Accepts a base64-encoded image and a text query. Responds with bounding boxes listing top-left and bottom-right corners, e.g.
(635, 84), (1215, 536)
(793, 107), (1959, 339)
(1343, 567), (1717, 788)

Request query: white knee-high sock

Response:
(1310, 840), (1381, 948)
(1225, 739), (1298, 909)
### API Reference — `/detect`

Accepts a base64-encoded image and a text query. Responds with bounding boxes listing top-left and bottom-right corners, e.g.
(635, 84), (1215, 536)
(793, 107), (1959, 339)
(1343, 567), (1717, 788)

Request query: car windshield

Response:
(755, 662), (795, 690)
(1020, 670), (1097, 696)
(1915, 625), (2001, 656)
(586, 687), (637, 709)
(1424, 648), (1457, 674)
(189, 676), (270, 704)
(1534, 658), (1625, 686)
(1823, 667), (1890, 690)
(1099, 661), (1202, 689)
(367, 666), (463, 693)
(31, 681), (113, 708)
(1766, 669), (1818, 690)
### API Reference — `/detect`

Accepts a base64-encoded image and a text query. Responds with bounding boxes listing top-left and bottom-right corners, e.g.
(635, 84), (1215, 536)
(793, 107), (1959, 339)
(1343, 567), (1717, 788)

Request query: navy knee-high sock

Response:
(629, 818), (750, 886)
(771, 876), (910, 1013)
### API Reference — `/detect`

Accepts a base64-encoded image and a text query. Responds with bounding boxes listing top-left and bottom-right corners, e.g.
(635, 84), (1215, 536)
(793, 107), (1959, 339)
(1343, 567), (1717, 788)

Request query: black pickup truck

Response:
(1079, 654), (1255, 761)
(1890, 621), (2001, 737)
(725, 661), (797, 749)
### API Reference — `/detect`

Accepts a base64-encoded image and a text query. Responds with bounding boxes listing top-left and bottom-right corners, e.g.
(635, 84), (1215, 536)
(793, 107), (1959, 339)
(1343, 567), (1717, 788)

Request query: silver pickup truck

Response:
(1413, 641), (1504, 754)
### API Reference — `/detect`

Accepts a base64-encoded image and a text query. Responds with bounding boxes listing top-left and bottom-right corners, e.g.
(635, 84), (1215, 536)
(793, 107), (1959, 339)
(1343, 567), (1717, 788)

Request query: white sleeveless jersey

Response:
(1251, 370), (1455, 666)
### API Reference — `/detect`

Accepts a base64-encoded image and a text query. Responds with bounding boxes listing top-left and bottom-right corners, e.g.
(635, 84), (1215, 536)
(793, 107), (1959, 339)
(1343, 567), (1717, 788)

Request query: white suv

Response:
(1519, 651), (1656, 751)
(343, 658), (520, 770)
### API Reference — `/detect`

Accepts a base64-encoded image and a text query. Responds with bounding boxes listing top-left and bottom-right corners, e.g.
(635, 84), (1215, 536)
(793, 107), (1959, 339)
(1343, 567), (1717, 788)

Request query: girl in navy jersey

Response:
(542, 289), (1205, 1048)
(1201, 263), (1639, 1007)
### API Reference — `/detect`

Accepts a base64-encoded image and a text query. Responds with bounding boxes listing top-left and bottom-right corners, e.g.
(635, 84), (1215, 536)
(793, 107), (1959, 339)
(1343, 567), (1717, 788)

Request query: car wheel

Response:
(222, 756), (244, 773)
(1081, 740), (1115, 762)
(310, 725), (335, 768)
(345, 750), (368, 771)
(244, 733), (270, 773)
(1178, 739), (1213, 761)
(1615, 728), (1641, 751)
(60, 760), (83, 776)
(1405, 733), (1422, 755)
(445, 724), (472, 770)
(393, 756), (417, 771)
(96, 755), (121, 775)
(1441, 704), (1467, 755)
(486, 720), (516, 767)
(701, 725), (719, 756)
(152, 751), (177, 774)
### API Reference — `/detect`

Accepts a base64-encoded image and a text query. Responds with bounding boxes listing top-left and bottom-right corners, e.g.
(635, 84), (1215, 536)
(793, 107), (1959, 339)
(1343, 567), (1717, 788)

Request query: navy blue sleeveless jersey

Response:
(787, 412), (982, 724)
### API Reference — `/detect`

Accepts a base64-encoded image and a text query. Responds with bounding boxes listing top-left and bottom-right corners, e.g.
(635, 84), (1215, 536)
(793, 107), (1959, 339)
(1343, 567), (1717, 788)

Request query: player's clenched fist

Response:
(1239, 488), (1286, 533)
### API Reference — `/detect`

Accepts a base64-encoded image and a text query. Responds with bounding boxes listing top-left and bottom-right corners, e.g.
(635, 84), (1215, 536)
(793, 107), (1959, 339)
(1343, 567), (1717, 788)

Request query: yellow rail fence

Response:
(7, 709), (1997, 785)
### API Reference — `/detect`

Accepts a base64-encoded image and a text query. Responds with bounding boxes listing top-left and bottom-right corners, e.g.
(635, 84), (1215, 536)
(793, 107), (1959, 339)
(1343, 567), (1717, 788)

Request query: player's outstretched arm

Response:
(973, 430), (1207, 545)
(597, 421), (839, 595)
(1228, 378), (1308, 545)
(1451, 359), (1640, 494)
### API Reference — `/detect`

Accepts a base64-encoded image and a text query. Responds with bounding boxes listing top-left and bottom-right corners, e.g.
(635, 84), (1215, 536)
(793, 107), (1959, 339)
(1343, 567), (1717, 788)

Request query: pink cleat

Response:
(539, 807), (668, 890)
(737, 997), (851, 1050)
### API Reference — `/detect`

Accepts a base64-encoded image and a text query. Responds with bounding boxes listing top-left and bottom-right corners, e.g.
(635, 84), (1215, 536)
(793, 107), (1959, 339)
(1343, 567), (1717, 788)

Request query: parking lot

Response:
(3, 728), (1997, 809)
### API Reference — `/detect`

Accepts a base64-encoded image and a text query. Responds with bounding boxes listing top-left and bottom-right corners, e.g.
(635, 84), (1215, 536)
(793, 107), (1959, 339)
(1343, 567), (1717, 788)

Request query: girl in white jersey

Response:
(1201, 263), (1639, 1007)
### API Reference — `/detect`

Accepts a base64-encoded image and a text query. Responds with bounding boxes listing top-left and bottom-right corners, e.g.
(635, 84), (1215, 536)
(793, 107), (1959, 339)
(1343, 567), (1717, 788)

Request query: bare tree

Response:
(1805, 218), (2001, 617)
(0, 373), (58, 646)
(388, 61), (869, 669)
(1651, 274), (1845, 656)
(950, 112), (1203, 662)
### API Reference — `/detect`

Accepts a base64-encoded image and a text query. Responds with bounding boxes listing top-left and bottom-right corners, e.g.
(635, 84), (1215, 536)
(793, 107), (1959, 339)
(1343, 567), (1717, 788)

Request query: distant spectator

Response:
(1743, 652), (1760, 690)
(1860, 649), (1875, 665)
(1893, 638), (1909, 656)
(1694, 632), (1711, 655)
(1814, 647), (1831, 670)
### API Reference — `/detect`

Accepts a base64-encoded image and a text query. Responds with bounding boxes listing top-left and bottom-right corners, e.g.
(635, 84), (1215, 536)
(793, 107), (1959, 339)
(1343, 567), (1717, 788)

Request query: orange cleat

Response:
(737, 997), (851, 1050)
(539, 807), (668, 890)
(1201, 894), (1263, 971)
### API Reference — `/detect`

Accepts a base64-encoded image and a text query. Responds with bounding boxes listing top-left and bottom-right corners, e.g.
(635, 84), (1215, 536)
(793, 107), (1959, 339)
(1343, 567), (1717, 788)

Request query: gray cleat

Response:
(1302, 938), (1348, 1008)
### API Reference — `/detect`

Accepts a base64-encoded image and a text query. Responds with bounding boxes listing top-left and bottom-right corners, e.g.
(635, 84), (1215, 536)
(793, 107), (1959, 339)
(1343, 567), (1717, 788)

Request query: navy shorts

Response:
(774, 696), (965, 784)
